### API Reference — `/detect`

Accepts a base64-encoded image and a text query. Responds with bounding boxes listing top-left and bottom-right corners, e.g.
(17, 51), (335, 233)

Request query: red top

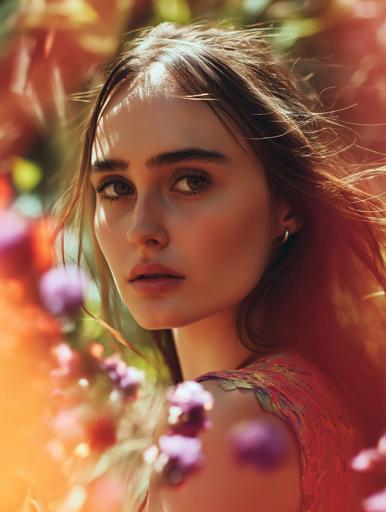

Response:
(138, 350), (370, 511)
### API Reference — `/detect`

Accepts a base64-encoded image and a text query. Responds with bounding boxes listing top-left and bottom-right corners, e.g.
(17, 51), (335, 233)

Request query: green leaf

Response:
(274, 18), (321, 50)
(0, 0), (21, 44)
(243, 0), (270, 17)
(154, 0), (191, 23)
(78, 34), (117, 55)
(61, 0), (99, 24)
(19, 0), (98, 28)
(12, 157), (42, 192)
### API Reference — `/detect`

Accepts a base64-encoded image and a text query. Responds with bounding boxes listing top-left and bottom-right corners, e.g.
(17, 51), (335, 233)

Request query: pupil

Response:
(114, 182), (129, 194)
(187, 176), (202, 190)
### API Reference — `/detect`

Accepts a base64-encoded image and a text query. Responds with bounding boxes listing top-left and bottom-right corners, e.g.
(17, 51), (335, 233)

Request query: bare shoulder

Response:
(158, 378), (302, 512)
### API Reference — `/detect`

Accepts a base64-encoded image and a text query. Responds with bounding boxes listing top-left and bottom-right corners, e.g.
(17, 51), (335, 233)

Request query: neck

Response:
(171, 307), (258, 381)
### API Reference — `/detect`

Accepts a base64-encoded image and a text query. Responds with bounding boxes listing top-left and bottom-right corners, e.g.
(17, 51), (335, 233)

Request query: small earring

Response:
(282, 229), (290, 245)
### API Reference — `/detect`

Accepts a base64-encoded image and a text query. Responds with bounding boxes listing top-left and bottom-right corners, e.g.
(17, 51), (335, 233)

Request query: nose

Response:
(126, 192), (169, 250)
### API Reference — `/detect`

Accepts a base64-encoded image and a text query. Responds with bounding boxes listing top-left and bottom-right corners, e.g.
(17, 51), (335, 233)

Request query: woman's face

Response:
(90, 70), (287, 330)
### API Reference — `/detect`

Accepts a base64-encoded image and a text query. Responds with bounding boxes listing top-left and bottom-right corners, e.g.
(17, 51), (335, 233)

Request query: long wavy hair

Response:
(58, 20), (386, 509)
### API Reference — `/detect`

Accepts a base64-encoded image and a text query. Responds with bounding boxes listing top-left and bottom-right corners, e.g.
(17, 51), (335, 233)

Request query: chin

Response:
(130, 310), (193, 331)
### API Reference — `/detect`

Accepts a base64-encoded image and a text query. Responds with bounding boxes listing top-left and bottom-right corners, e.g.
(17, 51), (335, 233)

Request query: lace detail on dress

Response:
(195, 350), (367, 512)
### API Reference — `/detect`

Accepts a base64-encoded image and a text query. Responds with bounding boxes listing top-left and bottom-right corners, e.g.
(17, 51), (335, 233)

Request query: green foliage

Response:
(12, 157), (43, 193)
(273, 17), (321, 50)
(243, 0), (271, 17)
(0, 0), (20, 45)
(154, 0), (191, 23)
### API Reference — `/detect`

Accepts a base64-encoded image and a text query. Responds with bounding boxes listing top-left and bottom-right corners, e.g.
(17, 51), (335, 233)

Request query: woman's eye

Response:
(173, 172), (211, 196)
(96, 178), (132, 201)
(95, 171), (211, 202)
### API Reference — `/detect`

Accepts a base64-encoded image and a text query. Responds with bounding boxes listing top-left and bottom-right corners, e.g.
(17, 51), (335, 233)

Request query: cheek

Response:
(191, 198), (273, 287)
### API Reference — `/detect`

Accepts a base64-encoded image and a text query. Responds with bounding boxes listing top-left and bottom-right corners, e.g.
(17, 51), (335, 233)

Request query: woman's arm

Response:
(153, 379), (302, 512)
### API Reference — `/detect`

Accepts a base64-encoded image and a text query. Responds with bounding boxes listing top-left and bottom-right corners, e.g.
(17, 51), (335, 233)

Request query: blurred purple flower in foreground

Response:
(157, 434), (203, 486)
(39, 264), (88, 317)
(229, 417), (289, 470)
(363, 488), (386, 512)
(0, 207), (32, 277)
(101, 355), (145, 401)
(166, 381), (213, 436)
(50, 342), (84, 383)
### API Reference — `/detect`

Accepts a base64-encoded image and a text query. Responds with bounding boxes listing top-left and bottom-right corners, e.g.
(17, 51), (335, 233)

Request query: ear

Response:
(274, 198), (302, 239)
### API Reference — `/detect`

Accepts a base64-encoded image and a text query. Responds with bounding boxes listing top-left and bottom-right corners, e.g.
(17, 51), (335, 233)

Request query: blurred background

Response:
(0, 0), (385, 510)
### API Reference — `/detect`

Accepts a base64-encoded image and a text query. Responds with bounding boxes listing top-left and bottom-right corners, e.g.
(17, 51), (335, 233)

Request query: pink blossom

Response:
(363, 488), (386, 512)
(50, 342), (83, 381)
(51, 409), (85, 443)
(377, 433), (386, 456)
(351, 448), (384, 472)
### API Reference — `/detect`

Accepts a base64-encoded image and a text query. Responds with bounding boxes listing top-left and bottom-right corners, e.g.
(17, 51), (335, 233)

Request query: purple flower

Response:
(105, 358), (128, 384)
(0, 208), (33, 278)
(119, 366), (145, 393)
(229, 417), (289, 471)
(50, 342), (83, 383)
(363, 488), (386, 512)
(39, 265), (89, 316)
(157, 434), (203, 486)
(166, 381), (213, 436)
(101, 355), (145, 400)
(101, 355), (122, 373)
(167, 381), (214, 412)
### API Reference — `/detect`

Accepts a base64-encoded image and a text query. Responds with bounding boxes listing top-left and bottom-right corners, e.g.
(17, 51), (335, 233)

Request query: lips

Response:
(130, 274), (185, 294)
(134, 274), (182, 281)
(129, 263), (185, 282)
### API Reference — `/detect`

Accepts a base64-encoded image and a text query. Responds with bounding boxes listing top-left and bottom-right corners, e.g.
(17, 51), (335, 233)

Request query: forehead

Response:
(91, 64), (253, 164)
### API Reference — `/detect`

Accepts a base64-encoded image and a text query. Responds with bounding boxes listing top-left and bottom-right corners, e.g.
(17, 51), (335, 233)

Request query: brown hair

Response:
(58, 19), (386, 507)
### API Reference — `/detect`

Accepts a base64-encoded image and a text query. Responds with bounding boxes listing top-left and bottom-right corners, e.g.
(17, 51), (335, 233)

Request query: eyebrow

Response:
(90, 147), (231, 172)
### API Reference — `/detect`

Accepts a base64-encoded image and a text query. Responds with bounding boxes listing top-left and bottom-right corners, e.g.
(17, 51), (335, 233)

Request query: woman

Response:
(59, 21), (386, 511)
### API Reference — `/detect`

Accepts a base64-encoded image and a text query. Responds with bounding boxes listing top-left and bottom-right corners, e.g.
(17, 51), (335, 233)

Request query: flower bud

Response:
(39, 265), (88, 317)
(166, 381), (213, 436)
(229, 417), (289, 471)
(157, 434), (203, 486)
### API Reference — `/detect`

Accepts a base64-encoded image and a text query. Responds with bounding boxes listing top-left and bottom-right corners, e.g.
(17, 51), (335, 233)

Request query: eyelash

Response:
(95, 172), (212, 202)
